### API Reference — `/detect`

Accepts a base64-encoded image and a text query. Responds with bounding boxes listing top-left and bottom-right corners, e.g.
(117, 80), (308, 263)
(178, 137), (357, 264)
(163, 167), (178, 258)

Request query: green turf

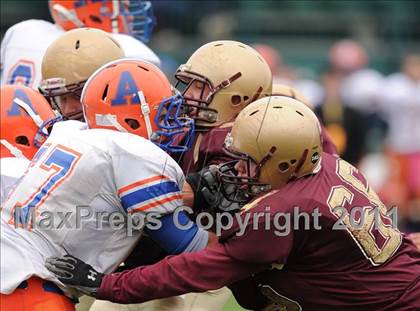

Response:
(223, 295), (249, 311)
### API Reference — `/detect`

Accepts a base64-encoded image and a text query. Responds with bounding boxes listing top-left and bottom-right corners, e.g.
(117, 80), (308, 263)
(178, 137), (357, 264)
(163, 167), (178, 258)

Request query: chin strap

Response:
(0, 139), (28, 160)
(52, 4), (85, 28)
(14, 97), (48, 135)
(106, 114), (128, 133)
(138, 91), (153, 139)
(95, 114), (128, 133)
(207, 72), (242, 101)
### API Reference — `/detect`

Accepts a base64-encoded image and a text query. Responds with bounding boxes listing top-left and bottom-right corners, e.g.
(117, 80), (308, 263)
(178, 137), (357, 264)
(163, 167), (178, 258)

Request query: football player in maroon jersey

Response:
(174, 41), (336, 175)
(46, 95), (420, 310)
(173, 40), (272, 174)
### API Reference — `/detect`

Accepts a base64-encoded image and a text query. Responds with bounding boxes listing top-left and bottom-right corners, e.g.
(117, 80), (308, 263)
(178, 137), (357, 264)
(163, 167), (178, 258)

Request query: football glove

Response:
(186, 165), (245, 217)
(45, 255), (103, 297)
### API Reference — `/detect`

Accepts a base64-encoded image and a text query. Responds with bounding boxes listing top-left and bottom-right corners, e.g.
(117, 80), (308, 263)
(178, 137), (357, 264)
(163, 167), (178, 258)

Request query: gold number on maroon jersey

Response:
(327, 159), (402, 266)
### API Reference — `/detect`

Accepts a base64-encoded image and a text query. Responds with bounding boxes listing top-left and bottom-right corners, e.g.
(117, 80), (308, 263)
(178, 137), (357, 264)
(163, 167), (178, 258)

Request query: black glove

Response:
(186, 165), (244, 217)
(45, 255), (103, 297)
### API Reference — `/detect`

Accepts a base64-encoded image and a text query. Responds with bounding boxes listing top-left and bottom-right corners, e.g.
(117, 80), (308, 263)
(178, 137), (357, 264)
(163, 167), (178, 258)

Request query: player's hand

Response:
(407, 232), (420, 251)
(45, 255), (103, 297)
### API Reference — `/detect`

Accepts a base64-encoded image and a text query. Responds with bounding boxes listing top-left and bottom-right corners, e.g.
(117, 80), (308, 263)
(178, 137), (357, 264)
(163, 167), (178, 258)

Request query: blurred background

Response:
(3, 1), (420, 75)
(1, 1), (420, 310)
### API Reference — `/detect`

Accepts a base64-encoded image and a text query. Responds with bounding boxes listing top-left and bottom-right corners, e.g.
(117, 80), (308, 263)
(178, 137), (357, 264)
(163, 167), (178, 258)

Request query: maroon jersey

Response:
(178, 124), (233, 174)
(321, 125), (338, 155)
(221, 153), (420, 310)
(98, 153), (420, 310)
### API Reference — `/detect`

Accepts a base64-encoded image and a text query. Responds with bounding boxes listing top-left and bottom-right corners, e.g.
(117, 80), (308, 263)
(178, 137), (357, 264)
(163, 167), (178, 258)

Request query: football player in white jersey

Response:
(0, 58), (201, 311)
(0, 19), (64, 88)
(0, 0), (159, 89)
(48, 0), (160, 66)
(39, 28), (125, 121)
(0, 84), (61, 204)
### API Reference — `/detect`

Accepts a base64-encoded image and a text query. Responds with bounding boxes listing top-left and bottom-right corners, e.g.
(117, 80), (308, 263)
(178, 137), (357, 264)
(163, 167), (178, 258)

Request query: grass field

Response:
(75, 292), (249, 310)
(223, 296), (248, 311)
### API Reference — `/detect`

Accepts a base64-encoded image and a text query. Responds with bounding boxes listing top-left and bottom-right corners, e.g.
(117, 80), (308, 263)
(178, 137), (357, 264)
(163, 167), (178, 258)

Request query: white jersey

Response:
(1, 122), (185, 295)
(0, 20), (64, 89)
(112, 33), (161, 67)
(379, 73), (420, 153)
(1, 20), (161, 90)
(0, 157), (30, 204)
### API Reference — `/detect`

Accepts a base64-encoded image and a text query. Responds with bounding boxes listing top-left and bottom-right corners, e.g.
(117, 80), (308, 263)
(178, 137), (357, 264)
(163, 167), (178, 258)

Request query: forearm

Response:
(182, 181), (195, 207)
(97, 243), (265, 304)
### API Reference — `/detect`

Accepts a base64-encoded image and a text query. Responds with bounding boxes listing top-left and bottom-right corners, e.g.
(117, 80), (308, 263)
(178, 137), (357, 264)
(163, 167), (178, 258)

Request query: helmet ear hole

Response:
(89, 15), (102, 24)
(278, 162), (290, 173)
(231, 95), (242, 106)
(249, 110), (259, 117)
(15, 136), (30, 146)
(45, 125), (54, 135)
(102, 84), (109, 101)
(125, 118), (140, 130)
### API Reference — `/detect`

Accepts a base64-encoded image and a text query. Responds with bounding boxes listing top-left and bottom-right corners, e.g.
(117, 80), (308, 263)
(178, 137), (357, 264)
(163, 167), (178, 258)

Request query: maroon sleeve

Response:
(97, 204), (294, 304)
(97, 243), (264, 304)
(222, 212), (294, 264)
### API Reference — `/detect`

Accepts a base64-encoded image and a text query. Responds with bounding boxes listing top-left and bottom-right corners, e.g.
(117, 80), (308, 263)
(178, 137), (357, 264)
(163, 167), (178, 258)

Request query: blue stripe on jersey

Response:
(120, 180), (180, 211)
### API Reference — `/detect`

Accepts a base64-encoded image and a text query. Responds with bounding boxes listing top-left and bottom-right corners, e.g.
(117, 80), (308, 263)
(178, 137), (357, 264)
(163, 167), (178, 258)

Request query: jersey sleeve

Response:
(97, 242), (266, 304)
(96, 194), (295, 304)
(112, 134), (185, 216)
(224, 217), (294, 265)
(222, 192), (295, 265)
(145, 211), (208, 254)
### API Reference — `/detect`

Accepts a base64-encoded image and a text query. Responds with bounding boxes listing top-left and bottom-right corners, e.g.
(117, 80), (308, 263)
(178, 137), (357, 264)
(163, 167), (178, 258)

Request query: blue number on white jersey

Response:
(13, 144), (82, 225)
(7, 60), (35, 87)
